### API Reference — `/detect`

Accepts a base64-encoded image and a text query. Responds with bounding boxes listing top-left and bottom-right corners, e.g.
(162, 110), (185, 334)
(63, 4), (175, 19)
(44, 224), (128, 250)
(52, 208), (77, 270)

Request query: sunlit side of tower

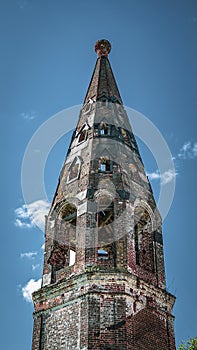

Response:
(32, 40), (176, 350)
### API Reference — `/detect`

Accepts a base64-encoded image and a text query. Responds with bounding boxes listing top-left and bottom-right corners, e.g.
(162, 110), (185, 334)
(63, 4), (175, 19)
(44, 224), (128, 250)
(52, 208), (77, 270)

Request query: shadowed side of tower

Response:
(31, 40), (176, 350)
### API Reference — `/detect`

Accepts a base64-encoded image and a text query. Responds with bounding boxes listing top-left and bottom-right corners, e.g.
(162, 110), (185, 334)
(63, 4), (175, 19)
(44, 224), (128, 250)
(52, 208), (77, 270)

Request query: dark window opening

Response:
(99, 122), (110, 135)
(99, 157), (112, 172)
(97, 200), (115, 264)
(98, 249), (109, 260)
(78, 129), (87, 143)
(98, 204), (114, 228)
(61, 204), (77, 223)
(48, 205), (77, 285)
(134, 207), (154, 271)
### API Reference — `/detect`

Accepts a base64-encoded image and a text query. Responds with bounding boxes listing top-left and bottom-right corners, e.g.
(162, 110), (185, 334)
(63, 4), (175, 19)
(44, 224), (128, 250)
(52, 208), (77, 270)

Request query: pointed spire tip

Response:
(95, 39), (111, 58)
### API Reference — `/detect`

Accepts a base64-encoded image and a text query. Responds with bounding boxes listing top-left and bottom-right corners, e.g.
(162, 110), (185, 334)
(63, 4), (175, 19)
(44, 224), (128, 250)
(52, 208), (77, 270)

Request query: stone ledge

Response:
(33, 270), (175, 317)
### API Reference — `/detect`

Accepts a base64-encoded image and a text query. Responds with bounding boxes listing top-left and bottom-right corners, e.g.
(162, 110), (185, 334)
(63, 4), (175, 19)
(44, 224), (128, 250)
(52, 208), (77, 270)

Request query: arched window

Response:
(97, 197), (115, 264)
(99, 156), (112, 172)
(77, 123), (89, 144)
(134, 206), (154, 272)
(49, 203), (77, 283)
(60, 204), (77, 266)
(99, 122), (110, 136)
(78, 129), (87, 143)
(61, 204), (77, 222)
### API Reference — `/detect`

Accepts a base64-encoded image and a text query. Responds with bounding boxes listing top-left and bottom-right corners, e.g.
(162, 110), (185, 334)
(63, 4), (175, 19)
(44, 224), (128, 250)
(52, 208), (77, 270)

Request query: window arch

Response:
(99, 156), (112, 172)
(78, 129), (87, 143)
(99, 122), (110, 136)
(76, 123), (89, 144)
(97, 196), (115, 264)
(49, 203), (77, 282)
(61, 203), (77, 222)
(60, 204), (77, 266)
(134, 206), (154, 272)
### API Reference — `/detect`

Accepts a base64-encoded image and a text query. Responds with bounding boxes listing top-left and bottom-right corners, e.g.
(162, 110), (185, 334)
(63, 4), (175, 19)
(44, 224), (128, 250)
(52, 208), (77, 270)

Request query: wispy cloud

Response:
(32, 264), (40, 271)
(148, 140), (197, 185)
(147, 171), (160, 181)
(20, 111), (37, 121)
(15, 218), (33, 229)
(178, 141), (197, 159)
(15, 200), (50, 231)
(20, 251), (37, 259)
(22, 278), (42, 303)
(147, 169), (177, 185)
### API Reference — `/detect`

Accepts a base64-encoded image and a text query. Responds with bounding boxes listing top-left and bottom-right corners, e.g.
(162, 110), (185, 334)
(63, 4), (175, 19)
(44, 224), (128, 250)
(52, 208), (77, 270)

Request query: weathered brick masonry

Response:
(32, 40), (176, 350)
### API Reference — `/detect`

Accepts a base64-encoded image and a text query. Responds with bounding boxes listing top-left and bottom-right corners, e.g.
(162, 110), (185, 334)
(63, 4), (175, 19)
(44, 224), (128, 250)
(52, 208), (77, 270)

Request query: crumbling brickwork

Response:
(32, 40), (176, 349)
(32, 271), (175, 350)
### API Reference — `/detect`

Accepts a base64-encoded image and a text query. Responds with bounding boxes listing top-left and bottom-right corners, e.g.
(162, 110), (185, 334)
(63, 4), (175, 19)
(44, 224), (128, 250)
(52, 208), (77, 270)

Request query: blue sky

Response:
(1, 0), (197, 348)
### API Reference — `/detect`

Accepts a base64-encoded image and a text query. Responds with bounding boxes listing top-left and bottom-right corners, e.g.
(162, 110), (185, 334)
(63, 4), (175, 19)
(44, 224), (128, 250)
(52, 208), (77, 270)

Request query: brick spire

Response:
(32, 40), (176, 350)
(84, 39), (123, 105)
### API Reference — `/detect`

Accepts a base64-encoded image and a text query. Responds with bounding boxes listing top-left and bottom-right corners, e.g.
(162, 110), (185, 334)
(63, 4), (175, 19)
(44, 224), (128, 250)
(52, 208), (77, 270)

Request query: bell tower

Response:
(32, 40), (176, 350)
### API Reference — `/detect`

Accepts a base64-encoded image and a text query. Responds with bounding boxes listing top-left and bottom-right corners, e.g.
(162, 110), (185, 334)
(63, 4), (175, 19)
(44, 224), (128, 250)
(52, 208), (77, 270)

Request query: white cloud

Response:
(20, 111), (37, 121)
(20, 251), (37, 259)
(15, 218), (33, 228)
(22, 278), (42, 303)
(147, 171), (160, 181)
(178, 141), (197, 159)
(160, 169), (177, 185)
(147, 169), (177, 185)
(15, 200), (50, 231)
(41, 243), (45, 250)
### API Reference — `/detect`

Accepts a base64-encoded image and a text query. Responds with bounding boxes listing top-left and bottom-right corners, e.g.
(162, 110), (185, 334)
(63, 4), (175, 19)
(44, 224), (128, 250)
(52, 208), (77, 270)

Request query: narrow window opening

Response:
(97, 199), (115, 265)
(100, 163), (106, 171)
(69, 249), (76, 266)
(134, 207), (154, 271)
(120, 128), (130, 144)
(98, 249), (109, 260)
(99, 123), (110, 135)
(78, 129), (87, 143)
(99, 157), (111, 172)
(55, 204), (77, 268)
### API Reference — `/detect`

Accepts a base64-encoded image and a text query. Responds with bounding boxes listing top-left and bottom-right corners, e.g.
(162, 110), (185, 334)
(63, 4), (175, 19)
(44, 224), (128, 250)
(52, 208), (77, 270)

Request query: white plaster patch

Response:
(77, 202), (87, 216)
(76, 190), (87, 201)
(42, 273), (51, 286)
(49, 220), (55, 228)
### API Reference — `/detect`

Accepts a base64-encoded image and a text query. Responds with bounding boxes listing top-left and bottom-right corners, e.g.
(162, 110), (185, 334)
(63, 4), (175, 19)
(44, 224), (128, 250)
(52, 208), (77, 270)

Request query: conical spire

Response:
(84, 39), (123, 105)
(32, 39), (176, 350)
